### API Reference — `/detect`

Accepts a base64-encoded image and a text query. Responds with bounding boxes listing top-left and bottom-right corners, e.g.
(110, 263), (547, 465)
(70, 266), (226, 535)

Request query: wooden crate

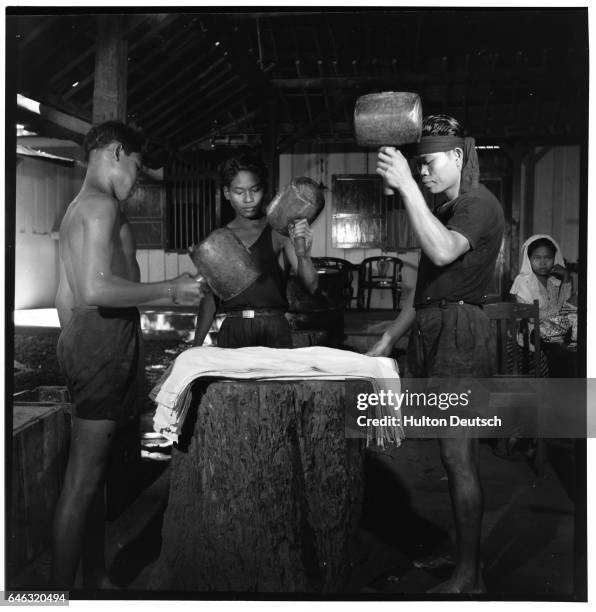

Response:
(8, 390), (72, 578)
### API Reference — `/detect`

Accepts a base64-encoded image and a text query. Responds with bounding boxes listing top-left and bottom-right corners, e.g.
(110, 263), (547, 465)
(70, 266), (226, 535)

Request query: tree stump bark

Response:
(150, 380), (364, 593)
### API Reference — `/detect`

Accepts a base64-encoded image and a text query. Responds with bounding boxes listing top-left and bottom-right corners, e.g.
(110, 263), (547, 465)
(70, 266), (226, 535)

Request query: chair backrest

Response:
(312, 257), (355, 273)
(482, 300), (541, 376)
(359, 256), (403, 284)
(311, 257), (356, 304)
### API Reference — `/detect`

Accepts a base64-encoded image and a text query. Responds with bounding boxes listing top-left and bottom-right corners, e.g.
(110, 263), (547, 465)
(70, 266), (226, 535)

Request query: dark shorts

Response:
(406, 303), (495, 378)
(57, 307), (144, 424)
(218, 313), (293, 348)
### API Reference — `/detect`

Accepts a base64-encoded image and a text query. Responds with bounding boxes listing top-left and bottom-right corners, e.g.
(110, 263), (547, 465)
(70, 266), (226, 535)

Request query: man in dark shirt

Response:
(369, 114), (505, 593)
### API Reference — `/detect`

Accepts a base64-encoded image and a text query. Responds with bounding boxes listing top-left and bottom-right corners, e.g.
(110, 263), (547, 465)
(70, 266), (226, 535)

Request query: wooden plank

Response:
(8, 403), (70, 578)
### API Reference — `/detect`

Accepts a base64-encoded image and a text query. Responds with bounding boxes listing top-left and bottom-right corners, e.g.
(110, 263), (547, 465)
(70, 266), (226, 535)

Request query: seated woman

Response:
(510, 233), (577, 376)
(495, 234), (577, 460)
(193, 154), (318, 349)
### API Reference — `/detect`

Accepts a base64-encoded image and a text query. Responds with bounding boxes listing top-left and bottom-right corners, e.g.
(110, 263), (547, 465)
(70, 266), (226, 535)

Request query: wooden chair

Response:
(483, 300), (545, 475)
(357, 256), (403, 310)
(483, 301), (541, 376)
(311, 257), (356, 309)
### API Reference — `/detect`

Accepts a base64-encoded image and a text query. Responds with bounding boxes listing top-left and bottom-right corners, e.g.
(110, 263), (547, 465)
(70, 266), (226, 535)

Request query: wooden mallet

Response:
(354, 91), (423, 195)
(266, 177), (325, 256)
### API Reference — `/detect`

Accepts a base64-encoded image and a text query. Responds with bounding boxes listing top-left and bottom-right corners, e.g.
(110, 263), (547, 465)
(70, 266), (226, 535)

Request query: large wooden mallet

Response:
(266, 177), (325, 256)
(188, 228), (261, 301)
(354, 91), (423, 195)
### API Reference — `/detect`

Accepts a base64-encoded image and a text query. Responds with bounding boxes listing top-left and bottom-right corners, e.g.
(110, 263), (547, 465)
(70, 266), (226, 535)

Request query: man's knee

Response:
(62, 464), (106, 504)
(439, 438), (477, 473)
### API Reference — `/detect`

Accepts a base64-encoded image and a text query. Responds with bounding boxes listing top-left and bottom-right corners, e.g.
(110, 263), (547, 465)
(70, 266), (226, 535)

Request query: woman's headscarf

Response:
(510, 233), (566, 305)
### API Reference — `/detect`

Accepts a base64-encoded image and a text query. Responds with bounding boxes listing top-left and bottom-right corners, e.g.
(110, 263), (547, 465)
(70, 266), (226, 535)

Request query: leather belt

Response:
(219, 309), (285, 319)
(415, 298), (483, 310)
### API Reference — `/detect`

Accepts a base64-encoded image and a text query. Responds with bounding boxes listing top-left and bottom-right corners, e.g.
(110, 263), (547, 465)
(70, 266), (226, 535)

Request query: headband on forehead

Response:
(414, 135), (480, 194)
(414, 135), (466, 155)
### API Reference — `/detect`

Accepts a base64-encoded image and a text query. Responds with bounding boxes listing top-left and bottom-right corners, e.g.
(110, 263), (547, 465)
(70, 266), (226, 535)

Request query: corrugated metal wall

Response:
(14, 156), (85, 309)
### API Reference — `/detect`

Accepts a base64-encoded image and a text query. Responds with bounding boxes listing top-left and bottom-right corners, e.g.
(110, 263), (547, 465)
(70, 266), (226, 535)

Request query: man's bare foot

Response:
(426, 573), (486, 594)
(82, 574), (120, 590)
(413, 551), (455, 569)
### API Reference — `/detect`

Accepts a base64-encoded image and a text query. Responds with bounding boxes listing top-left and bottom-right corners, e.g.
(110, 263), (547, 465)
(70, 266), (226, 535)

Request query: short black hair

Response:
(528, 237), (557, 257)
(218, 154), (268, 190)
(422, 114), (465, 138)
(82, 121), (146, 162)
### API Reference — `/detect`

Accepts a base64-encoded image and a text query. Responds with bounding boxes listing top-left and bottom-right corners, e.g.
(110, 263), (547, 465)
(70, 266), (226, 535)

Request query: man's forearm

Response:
(380, 303), (416, 348)
(399, 181), (463, 266)
(83, 274), (178, 307)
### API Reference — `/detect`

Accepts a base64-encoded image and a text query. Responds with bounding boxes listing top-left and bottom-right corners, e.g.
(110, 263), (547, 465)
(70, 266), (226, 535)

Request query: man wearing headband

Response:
(369, 114), (504, 593)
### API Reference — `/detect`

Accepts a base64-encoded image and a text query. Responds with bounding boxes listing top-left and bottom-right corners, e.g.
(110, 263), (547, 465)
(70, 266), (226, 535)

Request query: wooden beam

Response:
(17, 94), (91, 136)
(271, 67), (583, 89)
(17, 16), (58, 50)
(179, 111), (257, 151)
(149, 74), (242, 135)
(132, 56), (228, 122)
(166, 84), (250, 143)
(277, 99), (346, 153)
(199, 15), (275, 137)
(126, 22), (212, 99)
(51, 15), (151, 92)
(92, 15), (128, 123)
(69, 15), (175, 105)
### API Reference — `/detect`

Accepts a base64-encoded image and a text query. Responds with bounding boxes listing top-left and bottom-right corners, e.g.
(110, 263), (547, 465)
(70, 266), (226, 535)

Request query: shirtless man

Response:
(52, 121), (204, 589)
(193, 155), (318, 348)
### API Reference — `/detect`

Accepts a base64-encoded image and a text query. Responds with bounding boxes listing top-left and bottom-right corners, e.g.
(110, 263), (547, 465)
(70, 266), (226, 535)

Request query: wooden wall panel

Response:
(532, 146), (580, 263)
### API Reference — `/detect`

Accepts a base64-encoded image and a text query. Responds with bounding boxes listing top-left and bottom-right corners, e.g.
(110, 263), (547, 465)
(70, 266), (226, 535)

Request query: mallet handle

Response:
(294, 236), (306, 257)
(290, 219), (307, 256)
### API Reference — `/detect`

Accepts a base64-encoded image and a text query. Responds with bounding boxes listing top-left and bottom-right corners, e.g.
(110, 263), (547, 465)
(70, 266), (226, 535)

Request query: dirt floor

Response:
(11, 438), (583, 600)
(13, 331), (185, 412)
(9, 328), (586, 601)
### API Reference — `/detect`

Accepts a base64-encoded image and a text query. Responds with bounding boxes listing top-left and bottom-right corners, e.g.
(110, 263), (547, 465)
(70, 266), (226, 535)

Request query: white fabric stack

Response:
(151, 345), (403, 446)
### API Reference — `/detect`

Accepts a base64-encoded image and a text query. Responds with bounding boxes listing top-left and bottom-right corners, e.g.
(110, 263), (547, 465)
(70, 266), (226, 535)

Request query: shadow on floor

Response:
(10, 439), (582, 600)
(110, 510), (165, 588)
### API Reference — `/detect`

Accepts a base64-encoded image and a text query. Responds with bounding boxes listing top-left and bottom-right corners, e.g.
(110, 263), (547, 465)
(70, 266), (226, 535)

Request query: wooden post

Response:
(502, 144), (523, 287)
(92, 15), (128, 124)
(522, 147), (550, 242)
(150, 380), (364, 592)
(266, 98), (279, 192)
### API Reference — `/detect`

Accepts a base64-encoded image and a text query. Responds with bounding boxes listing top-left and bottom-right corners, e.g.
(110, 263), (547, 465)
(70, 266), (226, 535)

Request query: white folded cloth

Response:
(151, 345), (403, 446)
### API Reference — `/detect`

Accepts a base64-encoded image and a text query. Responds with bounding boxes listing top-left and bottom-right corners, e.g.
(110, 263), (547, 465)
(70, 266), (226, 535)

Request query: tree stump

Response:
(150, 380), (364, 593)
